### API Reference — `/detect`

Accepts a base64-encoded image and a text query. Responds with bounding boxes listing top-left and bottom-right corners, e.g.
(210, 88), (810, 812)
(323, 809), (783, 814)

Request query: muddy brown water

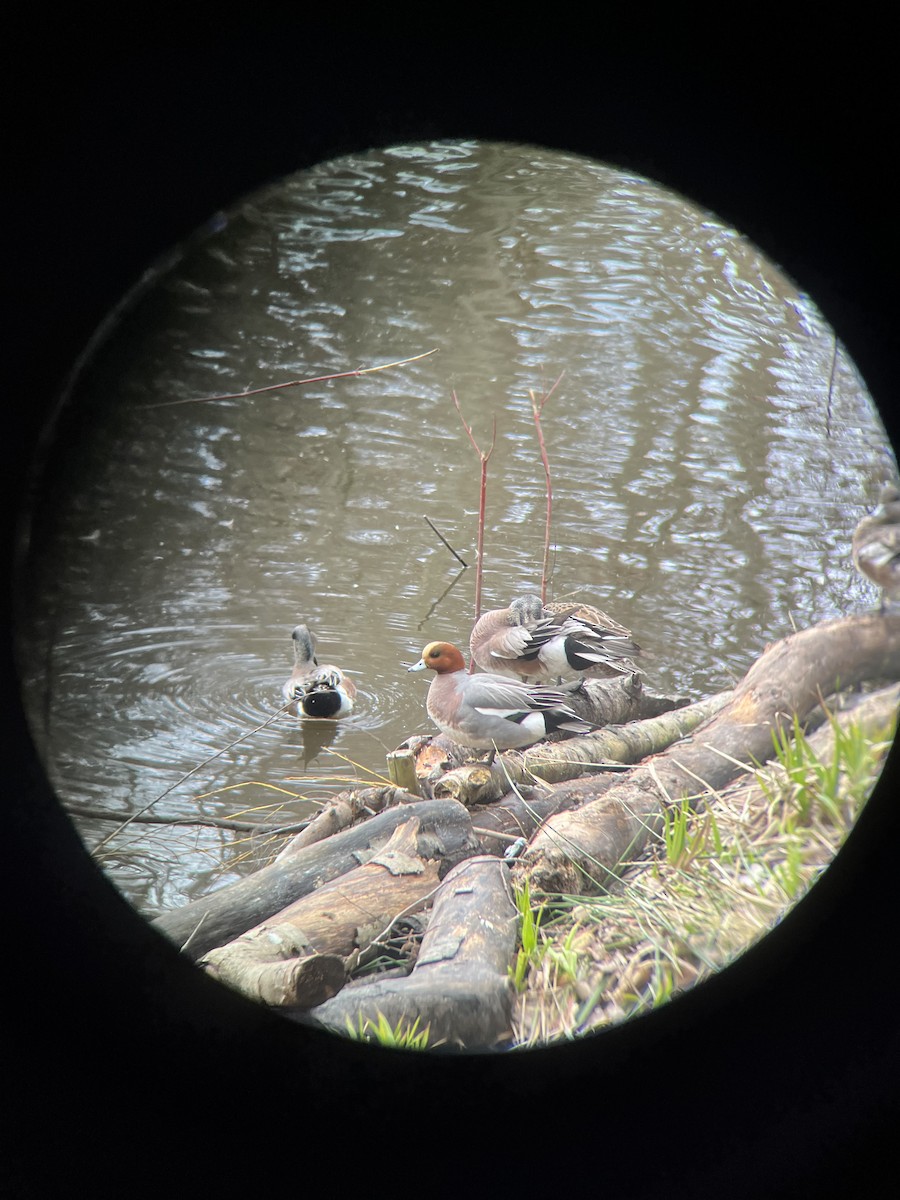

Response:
(14, 139), (895, 916)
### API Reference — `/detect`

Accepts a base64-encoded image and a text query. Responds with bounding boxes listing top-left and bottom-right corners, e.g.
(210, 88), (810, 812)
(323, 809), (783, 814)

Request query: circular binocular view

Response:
(15, 139), (897, 1051)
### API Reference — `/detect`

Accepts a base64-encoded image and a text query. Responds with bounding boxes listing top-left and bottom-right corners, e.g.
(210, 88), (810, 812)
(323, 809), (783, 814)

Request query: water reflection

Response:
(15, 139), (895, 915)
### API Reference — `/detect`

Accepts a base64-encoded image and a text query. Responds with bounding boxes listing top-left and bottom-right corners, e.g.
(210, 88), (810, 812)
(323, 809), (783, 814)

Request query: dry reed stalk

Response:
(451, 390), (496, 645)
(143, 348), (439, 409)
(529, 372), (564, 601)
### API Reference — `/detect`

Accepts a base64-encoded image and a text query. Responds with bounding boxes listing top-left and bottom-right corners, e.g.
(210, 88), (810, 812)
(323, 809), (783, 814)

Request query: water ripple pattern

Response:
(16, 139), (895, 913)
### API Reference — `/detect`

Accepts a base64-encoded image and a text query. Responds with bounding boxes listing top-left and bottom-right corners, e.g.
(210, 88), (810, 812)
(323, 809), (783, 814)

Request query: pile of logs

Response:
(151, 614), (900, 1049)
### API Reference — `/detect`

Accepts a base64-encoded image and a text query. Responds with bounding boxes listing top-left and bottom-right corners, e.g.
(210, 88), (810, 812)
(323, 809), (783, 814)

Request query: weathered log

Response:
(305, 855), (519, 1049)
(468, 786), (584, 856)
(199, 818), (442, 1008)
(518, 614), (900, 896)
(429, 690), (732, 807)
(712, 681), (900, 817)
(152, 797), (477, 960)
(274, 785), (411, 859)
(400, 678), (689, 796)
(568, 673), (690, 725)
(385, 747), (421, 796)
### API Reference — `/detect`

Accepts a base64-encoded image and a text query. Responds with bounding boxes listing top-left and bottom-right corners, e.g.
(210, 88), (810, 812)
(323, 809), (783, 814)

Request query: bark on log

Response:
(401, 679), (689, 798)
(518, 614), (900, 896)
(152, 797), (478, 960)
(569, 673), (690, 725)
(429, 690), (732, 807)
(469, 787), (586, 857)
(305, 855), (519, 1049)
(274, 786), (412, 859)
(199, 818), (442, 1008)
(712, 681), (900, 817)
(385, 747), (421, 796)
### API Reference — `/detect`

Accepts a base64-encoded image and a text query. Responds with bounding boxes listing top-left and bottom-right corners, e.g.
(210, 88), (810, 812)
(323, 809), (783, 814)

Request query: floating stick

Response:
(142, 348), (439, 409)
(424, 516), (469, 567)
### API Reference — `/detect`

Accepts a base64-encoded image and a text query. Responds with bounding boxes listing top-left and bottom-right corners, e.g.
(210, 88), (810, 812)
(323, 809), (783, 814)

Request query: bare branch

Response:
(530, 389), (555, 603)
(452, 393), (498, 636)
(143, 348), (440, 409)
(424, 516), (469, 567)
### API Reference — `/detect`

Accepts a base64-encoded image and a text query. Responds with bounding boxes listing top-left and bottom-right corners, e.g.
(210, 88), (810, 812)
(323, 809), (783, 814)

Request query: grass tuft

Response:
(344, 1011), (431, 1050)
(510, 705), (894, 1047)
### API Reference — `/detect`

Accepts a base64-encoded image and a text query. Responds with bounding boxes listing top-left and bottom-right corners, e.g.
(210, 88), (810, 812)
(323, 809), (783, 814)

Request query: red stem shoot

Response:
(530, 373), (564, 602)
(452, 391), (497, 665)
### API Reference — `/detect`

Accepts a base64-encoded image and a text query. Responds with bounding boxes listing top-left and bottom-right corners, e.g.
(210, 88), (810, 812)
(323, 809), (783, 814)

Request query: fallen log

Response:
(152, 796), (478, 960)
(569, 672), (690, 725)
(273, 785), (410, 859)
(710, 681), (900, 821)
(517, 614), (900, 896)
(304, 855), (519, 1049)
(469, 786), (586, 857)
(428, 690), (732, 807)
(199, 818), (442, 1009)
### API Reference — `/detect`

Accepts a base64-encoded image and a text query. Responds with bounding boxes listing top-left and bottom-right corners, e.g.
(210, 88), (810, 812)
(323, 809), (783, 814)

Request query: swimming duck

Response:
(469, 594), (641, 683)
(408, 640), (597, 752)
(852, 484), (900, 611)
(282, 623), (357, 719)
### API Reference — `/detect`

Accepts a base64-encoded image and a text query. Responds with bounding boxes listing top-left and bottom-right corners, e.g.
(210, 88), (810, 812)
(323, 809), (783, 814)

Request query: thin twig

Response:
(471, 826), (525, 843)
(424, 516), (469, 566)
(95, 701), (299, 850)
(533, 370), (566, 416)
(452, 390), (497, 643)
(142, 348), (439, 409)
(63, 805), (312, 836)
(825, 333), (839, 440)
(418, 565), (468, 629)
(530, 373), (564, 602)
(364, 882), (445, 952)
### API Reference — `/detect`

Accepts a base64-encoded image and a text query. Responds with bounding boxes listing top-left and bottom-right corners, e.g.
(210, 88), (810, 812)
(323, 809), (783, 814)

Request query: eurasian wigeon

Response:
(282, 623), (357, 719)
(469, 594), (640, 683)
(852, 484), (900, 611)
(407, 640), (597, 752)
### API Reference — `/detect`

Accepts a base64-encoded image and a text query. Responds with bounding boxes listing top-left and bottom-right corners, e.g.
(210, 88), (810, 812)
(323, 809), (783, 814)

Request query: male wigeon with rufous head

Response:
(408, 640), (597, 754)
(469, 594), (641, 683)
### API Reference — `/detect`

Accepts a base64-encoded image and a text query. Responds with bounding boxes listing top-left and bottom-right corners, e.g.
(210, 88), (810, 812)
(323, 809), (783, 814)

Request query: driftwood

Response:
(516, 613), (900, 896)
(273, 785), (410, 859)
(200, 818), (442, 1009)
(469, 787), (586, 857)
(152, 796), (477, 960)
(305, 855), (518, 1049)
(568, 672), (690, 725)
(427, 690), (732, 807)
(148, 613), (896, 1048)
(399, 675), (690, 797)
(711, 681), (900, 817)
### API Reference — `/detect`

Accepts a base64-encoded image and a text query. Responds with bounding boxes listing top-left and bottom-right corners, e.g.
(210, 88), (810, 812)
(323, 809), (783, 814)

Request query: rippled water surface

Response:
(16, 140), (895, 915)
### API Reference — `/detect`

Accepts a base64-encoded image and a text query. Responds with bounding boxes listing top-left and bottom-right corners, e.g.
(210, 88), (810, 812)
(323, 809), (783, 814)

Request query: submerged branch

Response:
(424, 516), (469, 567)
(143, 348), (439, 409)
(64, 805), (311, 837)
(95, 703), (298, 853)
